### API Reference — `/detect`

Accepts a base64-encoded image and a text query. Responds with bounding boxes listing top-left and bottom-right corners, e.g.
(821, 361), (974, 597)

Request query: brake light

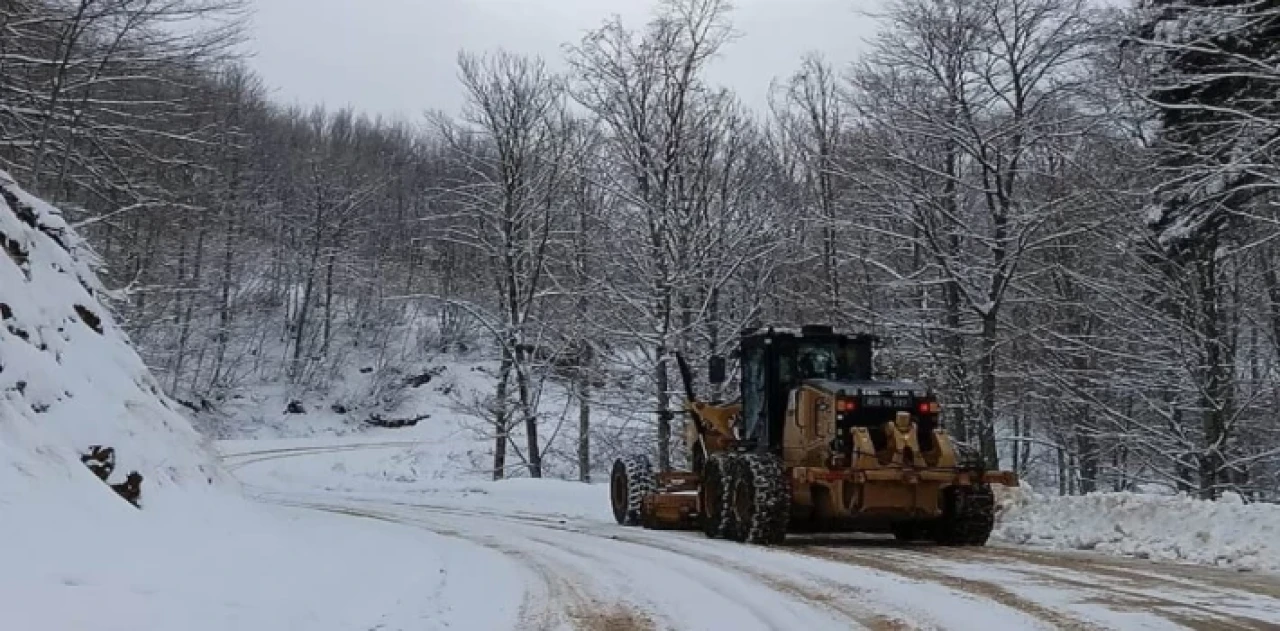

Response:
(836, 398), (857, 413)
(917, 401), (941, 415)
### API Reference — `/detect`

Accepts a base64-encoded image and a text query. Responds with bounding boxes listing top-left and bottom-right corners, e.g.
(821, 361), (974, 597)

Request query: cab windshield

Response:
(787, 342), (865, 382)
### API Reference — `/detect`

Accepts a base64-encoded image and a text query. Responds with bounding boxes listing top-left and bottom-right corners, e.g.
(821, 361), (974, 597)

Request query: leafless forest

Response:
(2, 0), (1278, 498)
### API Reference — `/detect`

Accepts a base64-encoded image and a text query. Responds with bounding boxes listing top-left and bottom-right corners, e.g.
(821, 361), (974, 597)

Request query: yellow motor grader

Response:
(610, 325), (1018, 545)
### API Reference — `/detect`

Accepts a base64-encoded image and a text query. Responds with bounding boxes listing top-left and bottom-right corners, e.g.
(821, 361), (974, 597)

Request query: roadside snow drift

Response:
(995, 485), (1280, 573)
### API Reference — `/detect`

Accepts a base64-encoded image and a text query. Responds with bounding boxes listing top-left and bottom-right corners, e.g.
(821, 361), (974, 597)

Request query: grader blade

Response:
(639, 471), (702, 530)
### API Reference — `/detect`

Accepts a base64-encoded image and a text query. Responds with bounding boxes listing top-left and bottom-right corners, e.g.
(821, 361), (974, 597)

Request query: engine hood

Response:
(801, 379), (932, 398)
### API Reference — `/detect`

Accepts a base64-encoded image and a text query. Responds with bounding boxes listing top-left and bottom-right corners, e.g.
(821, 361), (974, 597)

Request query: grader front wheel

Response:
(610, 454), (655, 526)
(699, 453), (738, 539)
(730, 453), (789, 545)
(933, 484), (996, 545)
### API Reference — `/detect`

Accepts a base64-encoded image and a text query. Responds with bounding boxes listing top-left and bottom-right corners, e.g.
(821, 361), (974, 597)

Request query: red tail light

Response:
(917, 401), (940, 415)
(836, 398), (857, 413)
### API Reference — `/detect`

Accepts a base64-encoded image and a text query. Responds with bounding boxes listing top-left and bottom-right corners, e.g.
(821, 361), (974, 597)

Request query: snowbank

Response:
(995, 485), (1280, 573)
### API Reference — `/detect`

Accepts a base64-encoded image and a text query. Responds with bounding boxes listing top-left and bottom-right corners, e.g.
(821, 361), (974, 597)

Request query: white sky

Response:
(242, 0), (882, 122)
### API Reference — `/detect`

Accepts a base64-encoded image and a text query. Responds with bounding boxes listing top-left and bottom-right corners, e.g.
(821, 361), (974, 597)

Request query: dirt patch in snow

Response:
(568, 604), (656, 631)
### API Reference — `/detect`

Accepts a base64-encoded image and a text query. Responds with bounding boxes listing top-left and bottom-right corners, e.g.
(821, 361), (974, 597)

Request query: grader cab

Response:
(610, 325), (1018, 545)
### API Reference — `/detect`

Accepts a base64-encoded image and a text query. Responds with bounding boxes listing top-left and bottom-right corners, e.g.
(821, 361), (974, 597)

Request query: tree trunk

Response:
(1076, 424), (1099, 494)
(943, 281), (968, 443)
(516, 345), (542, 478)
(492, 352), (513, 480)
(1195, 239), (1227, 499)
(322, 250), (336, 356)
(210, 190), (238, 388)
(292, 196), (325, 380)
(577, 345), (592, 483)
(978, 311), (1000, 468)
(655, 275), (675, 471)
(1264, 253), (1280, 362)
(1057, 446), (1067, 496)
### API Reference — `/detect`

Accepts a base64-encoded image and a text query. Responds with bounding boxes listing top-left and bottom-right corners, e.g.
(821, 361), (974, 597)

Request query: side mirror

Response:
(708, 355), (727, 385)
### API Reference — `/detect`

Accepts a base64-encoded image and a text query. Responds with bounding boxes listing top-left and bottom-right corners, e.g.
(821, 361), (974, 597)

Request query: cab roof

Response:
(740, 325), (878, 343)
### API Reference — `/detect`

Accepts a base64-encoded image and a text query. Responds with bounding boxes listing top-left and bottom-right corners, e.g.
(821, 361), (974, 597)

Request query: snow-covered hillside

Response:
(0, 170), (226, 508)
(0, 174), (516, 631)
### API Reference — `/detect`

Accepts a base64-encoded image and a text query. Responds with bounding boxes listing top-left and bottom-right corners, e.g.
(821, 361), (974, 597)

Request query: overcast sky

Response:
(243, 0), (881, 122)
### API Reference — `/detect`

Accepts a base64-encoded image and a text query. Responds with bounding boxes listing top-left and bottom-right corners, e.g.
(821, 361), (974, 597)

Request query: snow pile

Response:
(995, 485), (1280, 573)
(0, 170), (227, 507)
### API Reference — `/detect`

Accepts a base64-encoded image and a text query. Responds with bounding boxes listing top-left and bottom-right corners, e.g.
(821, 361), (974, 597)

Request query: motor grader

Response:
(610, 325), (1018, 545)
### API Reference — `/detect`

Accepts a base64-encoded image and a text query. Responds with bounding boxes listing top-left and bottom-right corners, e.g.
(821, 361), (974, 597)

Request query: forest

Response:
(2, 0), (1277, 499)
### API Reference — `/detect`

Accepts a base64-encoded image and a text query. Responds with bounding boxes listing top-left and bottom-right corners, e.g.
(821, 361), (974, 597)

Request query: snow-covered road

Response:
(221, 440), (1280, 631)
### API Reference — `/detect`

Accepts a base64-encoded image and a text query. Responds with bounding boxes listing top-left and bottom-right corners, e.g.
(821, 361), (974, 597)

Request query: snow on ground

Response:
(228, 438), (1065, 631)
(995, 484), (1280, 573)
(226, 430), (1280, 630)
(3, 490), (523, 631)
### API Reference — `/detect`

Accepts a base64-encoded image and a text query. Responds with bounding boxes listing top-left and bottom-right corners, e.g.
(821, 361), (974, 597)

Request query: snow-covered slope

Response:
(995, 484), (1280, 573)
(1, 174), (512, 631)
(0, 170), (226, 509)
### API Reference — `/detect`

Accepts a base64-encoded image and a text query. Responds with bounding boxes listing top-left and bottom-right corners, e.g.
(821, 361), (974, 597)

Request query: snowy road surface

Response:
(221, 439), (1280, 631)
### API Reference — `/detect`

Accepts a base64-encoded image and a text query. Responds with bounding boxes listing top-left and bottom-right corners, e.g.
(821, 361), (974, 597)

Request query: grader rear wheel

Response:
(610, 454), (655, 526)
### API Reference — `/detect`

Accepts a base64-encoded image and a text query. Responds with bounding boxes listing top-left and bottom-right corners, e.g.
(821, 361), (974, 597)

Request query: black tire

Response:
(933, 484), (995, 546)
(699, 453), (738, 539)
(610, 454), (655, 526)
(730, 453), (790, 545)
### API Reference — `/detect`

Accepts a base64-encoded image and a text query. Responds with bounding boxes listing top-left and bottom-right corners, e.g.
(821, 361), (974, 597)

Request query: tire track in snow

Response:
(805, 541), (1280, 630)
(338, 496), (1280, 631)
(324, 497), (905, 627)
(519, 530), (875, 631)
(279, 497), (891, 630)
(277, 499), (660, 631)
(789, 543), (1101, 630)
(220, 441), (432, 471)
(288, 495), (1063, 631)
(969, 545), (1280, 601)
(883, 544), (1280, 629)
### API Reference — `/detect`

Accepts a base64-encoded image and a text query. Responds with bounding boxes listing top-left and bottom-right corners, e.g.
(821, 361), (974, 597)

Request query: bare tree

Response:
(843, 0), (1101, 468)
(431, 50), (569, 479)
